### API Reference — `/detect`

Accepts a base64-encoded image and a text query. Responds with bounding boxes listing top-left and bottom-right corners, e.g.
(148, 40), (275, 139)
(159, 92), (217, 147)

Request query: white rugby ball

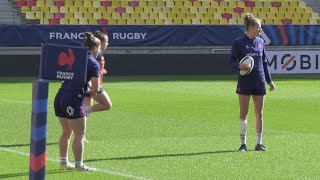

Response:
(239, 56), (254, 76)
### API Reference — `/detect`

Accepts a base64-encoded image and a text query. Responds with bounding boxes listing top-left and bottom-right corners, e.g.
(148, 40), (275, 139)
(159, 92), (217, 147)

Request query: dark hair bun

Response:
(84, 32), (93, 39)
(244, 13), (254, 22)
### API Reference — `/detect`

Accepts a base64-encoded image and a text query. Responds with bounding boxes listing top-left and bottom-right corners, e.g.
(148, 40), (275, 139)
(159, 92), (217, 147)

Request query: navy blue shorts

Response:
(84, 87), (104, 97)
(236, 84), (266, 96)
(54, 91), (86, 119)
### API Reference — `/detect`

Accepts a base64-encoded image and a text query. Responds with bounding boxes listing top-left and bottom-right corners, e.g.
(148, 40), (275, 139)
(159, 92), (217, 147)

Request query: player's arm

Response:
(229, 40), (243, 71)
(98, 55), (107, 75)
(89, 77), (100, 95)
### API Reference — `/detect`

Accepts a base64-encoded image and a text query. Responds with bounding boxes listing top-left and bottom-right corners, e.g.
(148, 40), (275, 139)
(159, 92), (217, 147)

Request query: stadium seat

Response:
(131, 12), (140, 19)
(50, 18), (60, 24)
(88, 18), (98, 25)
(129, 1), (139, 8)
(145, 19), (155, 25)
(79, 18), (88, 25)
(59, 18), (69, 24)
(101, 1), (111, 8)
(69, 18), (79, 24)
(98, 18), (108, 24)
(136, 19), (145, 25)
(55, 0), (64, 8)
(55, 12), (64, 19)
(282, 18), (292, 25)
(74, 12), (83, 19)
(64, 12), (74, 19)
(26, 12), (36, 20)
(49, 6), (59, 13)
(16, 0), (26, 8)
(93, 12), (102, 19)
(93, 1), (101, 8)
(192, 18), (201, 25)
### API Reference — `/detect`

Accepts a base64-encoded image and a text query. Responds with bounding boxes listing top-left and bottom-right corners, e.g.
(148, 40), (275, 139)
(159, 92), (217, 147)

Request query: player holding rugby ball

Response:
(229, 13), (275, 152)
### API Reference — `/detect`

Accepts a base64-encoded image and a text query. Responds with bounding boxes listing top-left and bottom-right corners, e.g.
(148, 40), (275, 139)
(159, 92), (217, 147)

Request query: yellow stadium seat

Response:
(78, 7), (88, 13)
(146, 19), (155, 25)
(284, 13), (292, 19)
(213, 13), (222, 19)
(229, 1), (237, 8)
(69, 7), (78, 13)
(166, 1), (174, 8)
(193, 1), (201, 7)
(93, 1), (101, 8)
(74, 1), (83, 7)
(175, 1), (184, 7)
(168, 12), (176, 19)
(120, 1), (129, 7)
(296, 8), (304, 13)
(59, 6), (68, 13)
(111, 0), (120, 7)
(147, 1), (157, 7)
(192, 18), (201, 24)
(264, 2), (271, 8)
(84, 12), (92, 19)
(159, 12), (167, 19)
(199, 7), (207, 13)
(195, 13), (204, 19)
(216, 8), (224, 13)
(186, 13), (195, 19)
(20, 6), (30, 13)
(273, 19), (282, 25)
(204, 13), (213, 19)
(140, 12), (149, 19)
(207, 7), (216, 13)
(41, 18), (49, 24)
(269, 7), (278, 13)
(64, 0), (73, 7)
(134, 7), (143, 13)
(173, 19), (182, 25)
(153, 7), (162, 13)
(201, 19), (210, 24)
(46, 0), (54, 7)
(291, 19), (300, 25)
(281, 2), (289, 8)
(149, 12), (158, 19)
(84, 1), (92, 7)
(79, 18), (88, 25)
(60, 18), (69, 24)
(112, 12), (121, 19)
(122, 13), (130, 19)
(144, 7), (153, 13)
(309, 19), (317, 24)
(211, 19), (220, 24)
(263, 19), (273, 25)
(202, 1), (210, 7)
(293, 13), (303, 19)
(219, 19), (228, 24)
(35, 11), (44, 19)
(220, 1), (228, 7)
(162, 7), (171, 13)
(131, 12), (140, 19)
(126, 19), (136, 25)
(36, 0), (45, 7)
(303, 13), (312, 19)
(108, 19), (117, 25)
(180, 7), (189, 13)
(102, 12), (112, 19)
(117, 19), (126, 25)
(258, 12), (267, 19)
(238, 18), (244, 24)
(229, 18), (237, 24)
(232, 13), (240, 19)
(183, 19), (191, 24)
(136, 19), (145, 25)
(88, 7), (97, 13)
(97, 7), (107, 13)
(157, 1), (165, 7)
(93, 12), (102, 19)
(238, 1), (245, 7)
(189, 7), (198, 13)
(211, 1), (219, 7)
(89, 18), (98, 25)
(163, 19), (173, 25)
(304, 7), (313, 13)
(31, 6), (40, 11)
(312, 12), (319, 19)
(69, 18), (79, 24)
(45, 12), (54, 19)
(289, 1), (299, 8)
(171, 7), (180, 13)
(155, 19), (165, 25)
(126, 7), (134, 13)
(225, 7), (234, 13)
(243, 7), (251, 13)
(74, 12), (83, 19)
(267, 13), (276, 19)
(184, 1), (192, 7)
(50, 6), (59, 13)
(26, 12), (36, 20)
(298, 1), (307, 8)
(139, 0), (147, 7)
(276, 13), (285, 19)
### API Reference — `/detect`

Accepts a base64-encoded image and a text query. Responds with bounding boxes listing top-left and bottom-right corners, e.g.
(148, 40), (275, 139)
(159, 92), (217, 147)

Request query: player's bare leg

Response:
(252, 95), (267, 151)
(238, 94), (250, 151)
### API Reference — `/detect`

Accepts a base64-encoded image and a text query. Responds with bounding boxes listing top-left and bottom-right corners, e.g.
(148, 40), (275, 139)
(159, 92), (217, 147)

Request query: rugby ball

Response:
(239, 56), (254, 76)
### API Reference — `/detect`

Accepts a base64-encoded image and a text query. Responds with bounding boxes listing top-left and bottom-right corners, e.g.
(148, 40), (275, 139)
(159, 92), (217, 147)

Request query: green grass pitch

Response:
(0, 75), (319, 179)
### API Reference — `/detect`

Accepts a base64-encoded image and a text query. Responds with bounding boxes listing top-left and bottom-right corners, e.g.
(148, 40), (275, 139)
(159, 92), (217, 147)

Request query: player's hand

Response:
(239, 64), (251, 71)
(102, 69), (107, 75)
(268, 82), (275, 92)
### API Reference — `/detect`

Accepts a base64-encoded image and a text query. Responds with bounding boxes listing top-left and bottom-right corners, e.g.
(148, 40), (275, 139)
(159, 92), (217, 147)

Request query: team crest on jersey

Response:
(257, 44), (263, 48)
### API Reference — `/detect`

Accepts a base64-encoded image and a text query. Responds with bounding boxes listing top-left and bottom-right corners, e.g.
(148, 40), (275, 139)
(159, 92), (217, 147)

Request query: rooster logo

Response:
(58, 48), (75, 71)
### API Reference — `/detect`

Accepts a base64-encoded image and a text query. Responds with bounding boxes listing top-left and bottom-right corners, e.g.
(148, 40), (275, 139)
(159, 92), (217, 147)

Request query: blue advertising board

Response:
(0, 25), (320, 47)
(40, 44), (88, 84)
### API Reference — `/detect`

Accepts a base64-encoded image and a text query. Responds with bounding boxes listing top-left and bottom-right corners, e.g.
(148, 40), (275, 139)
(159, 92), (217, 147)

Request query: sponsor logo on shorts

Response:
(66, 106), (74, 116)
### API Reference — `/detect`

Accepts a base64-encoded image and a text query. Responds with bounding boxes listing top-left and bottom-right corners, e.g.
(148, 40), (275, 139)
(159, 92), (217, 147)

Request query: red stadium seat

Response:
(234, 7), (244, 14)
(244, 1), (255, 9)
(116, 7), (126, 14)
(222, 13), (232, 20)
(26, 0), (36, 7)
(50, 18), (60, 25)
(271, 2), (281, 8)
(55, 0), (64, 8)
(17, 0), (26, 8)
(98, 18), (108, 25)
(55, 12), (64, 19)
(101, 1), (111, 8)
(129, 1), (139, 8)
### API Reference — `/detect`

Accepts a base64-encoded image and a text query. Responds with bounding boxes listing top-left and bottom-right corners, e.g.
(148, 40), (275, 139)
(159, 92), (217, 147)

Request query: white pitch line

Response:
(0, 147), (152, 180)
(0, 98), (31, 104)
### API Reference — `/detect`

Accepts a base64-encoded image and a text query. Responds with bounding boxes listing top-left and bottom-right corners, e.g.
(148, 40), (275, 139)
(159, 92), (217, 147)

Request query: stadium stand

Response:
(6, 0), (320, 25)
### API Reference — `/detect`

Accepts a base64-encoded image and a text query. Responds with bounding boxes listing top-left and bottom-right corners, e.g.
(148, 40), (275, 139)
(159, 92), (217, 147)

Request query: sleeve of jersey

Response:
(229, 40), (239, 72)
(91, 61), (100, 78)
(262, 49), (272, 84)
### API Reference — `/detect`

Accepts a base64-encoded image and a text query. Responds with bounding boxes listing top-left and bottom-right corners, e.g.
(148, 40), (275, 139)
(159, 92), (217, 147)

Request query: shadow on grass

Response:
(85, 149), (240, 162)
(0, 169), (74, 179)
(0, 142), (58, 148)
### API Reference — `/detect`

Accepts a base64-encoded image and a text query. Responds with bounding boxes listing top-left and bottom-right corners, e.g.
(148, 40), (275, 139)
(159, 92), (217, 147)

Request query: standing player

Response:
(229, 13), (275, 151)
(83, 30), (112, 115)
(54, 32), (101, 171)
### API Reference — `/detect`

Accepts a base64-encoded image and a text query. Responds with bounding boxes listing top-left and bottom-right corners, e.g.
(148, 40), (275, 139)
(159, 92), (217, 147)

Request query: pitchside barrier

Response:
(29, 44), (88, 180)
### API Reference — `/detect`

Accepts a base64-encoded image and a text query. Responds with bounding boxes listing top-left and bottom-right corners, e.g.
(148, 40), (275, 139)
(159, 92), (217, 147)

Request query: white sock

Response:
(60, 157), (68, 165)
(256, 133), (262, 145)
(75, 161), (83, 167)
(239, 119), (248, 145)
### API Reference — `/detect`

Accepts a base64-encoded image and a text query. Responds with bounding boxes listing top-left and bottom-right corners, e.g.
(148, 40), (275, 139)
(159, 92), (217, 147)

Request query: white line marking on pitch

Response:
(0, 147), (152, 180)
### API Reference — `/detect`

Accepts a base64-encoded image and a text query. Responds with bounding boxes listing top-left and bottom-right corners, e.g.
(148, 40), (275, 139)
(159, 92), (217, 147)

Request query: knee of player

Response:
(61, 130), (72, 139)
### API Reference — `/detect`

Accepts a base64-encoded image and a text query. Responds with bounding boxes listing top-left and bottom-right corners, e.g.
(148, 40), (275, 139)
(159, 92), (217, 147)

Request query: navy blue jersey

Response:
(229, 35), (272, 86)
(60, 54), (100, 100)
(96, 52), (104, 62)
